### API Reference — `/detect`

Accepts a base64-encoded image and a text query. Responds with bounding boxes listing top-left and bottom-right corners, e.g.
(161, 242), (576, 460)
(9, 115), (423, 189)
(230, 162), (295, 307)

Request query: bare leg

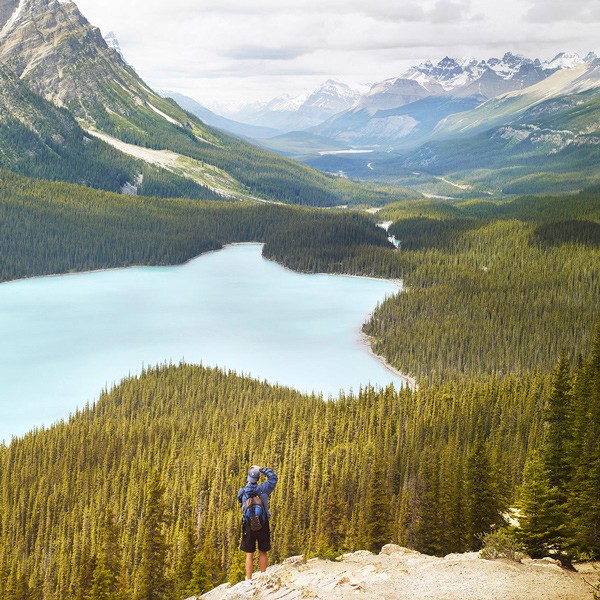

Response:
(259, 550), (268, 573)
(245, 552), (254, 580)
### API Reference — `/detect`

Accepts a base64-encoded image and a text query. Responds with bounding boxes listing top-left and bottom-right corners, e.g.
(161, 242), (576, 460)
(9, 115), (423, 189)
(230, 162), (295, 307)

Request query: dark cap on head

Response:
(247, 467), (260, 484)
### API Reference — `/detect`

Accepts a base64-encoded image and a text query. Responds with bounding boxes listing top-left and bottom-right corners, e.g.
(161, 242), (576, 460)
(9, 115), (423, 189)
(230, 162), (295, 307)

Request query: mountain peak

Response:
(0, 0), (157, 124)
(306, 79), (360, 106)
(104, 31), (121, 52)
(400, 55), (487, 91)
(544, 51), (584, 70)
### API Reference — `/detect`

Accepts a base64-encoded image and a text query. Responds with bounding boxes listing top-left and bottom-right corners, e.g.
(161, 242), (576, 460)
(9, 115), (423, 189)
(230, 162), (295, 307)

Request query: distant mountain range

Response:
(209, 52), (599, 145)
(159, 91), (281, 140)
(219, 80), (362, 133)
(205, 52), (600, 196)
(0, 0), (597, 200)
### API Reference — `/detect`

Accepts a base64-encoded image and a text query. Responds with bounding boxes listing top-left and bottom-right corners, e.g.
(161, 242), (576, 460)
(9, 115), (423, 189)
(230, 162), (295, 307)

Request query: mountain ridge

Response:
(220, 79), (362, 133)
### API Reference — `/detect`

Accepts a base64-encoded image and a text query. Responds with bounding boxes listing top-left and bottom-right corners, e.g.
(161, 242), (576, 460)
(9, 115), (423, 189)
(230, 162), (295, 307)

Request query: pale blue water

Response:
(0, 244), (403, 442)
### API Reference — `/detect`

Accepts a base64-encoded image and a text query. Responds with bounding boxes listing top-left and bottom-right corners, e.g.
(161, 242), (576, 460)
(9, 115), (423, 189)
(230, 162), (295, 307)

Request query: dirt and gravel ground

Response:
(200, 545), (597, 600)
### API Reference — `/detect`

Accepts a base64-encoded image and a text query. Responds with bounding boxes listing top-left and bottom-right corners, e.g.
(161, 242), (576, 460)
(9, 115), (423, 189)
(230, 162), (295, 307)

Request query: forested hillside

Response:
(361, 191), (600, 381)
(0, 329), (598, 598)
(0, 170), (393, 283)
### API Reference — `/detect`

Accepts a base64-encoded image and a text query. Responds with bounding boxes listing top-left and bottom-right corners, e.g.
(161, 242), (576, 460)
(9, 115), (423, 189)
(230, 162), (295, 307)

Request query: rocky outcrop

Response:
(199, 545), (596, 600)
(0, 0), (149, 120)
(0, 0), (18, 30)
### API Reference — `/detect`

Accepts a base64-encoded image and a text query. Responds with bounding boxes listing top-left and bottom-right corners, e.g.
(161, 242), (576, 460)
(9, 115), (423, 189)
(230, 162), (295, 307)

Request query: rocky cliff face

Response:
(0, 0), (151, 120)
(199, 545), (595, 600)
(0, 0), (18, 29)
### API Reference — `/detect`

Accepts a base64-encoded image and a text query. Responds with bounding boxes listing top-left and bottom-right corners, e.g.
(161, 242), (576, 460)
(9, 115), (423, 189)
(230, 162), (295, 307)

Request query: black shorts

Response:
(240, 518), (271, 553)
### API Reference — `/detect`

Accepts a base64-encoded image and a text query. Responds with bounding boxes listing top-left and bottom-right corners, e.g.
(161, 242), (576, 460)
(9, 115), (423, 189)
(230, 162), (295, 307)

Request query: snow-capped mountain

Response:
(302, 79), (360, 114)
(263, 93), (309, 113)
(403, 56), (487, 91)
(103, 31), (127, 62)
(225, 53), (598, 140)
(543, 51), (585, 70)
(435, 52), (600, 138)
(306, 52), (600, 148)
(358, 53), (557, 113)
(223, 80), (361, 133)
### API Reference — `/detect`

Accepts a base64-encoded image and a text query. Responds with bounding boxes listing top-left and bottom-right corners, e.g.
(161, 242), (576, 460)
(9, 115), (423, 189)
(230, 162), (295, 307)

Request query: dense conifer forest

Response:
(0, 170), (393, 283)
(0, 330), (598, 598)
(0, 171), (598, 598)
(361, 191), (600, 381)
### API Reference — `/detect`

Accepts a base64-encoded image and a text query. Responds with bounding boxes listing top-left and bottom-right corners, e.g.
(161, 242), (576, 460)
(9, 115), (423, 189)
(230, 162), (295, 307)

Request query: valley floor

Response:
(200, 545), (596, 600)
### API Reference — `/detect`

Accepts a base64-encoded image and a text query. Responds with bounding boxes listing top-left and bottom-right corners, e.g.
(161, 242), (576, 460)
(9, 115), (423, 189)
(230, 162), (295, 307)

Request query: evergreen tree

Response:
(98, 511), (122, 599)
(517, 451), (567, 559)
(89, 557), (113, 600)
(316, 476), (347, 556)
(187, 540), (223, 597)
(568, 319), (600, 557)
(76, 546), (97, 600)
(410, 448), (442, 555)
(188, 554), (208, 597)
(134, 472), (172, 600)
(5, 570), (31, 600)
(174, 518), (197, 599)
(465, 435), (502, 549)
(227, 552), (246, 586)
(543, 351), (573, 495)
(199, 540), (224, 591)
(364, 452), (392, 552)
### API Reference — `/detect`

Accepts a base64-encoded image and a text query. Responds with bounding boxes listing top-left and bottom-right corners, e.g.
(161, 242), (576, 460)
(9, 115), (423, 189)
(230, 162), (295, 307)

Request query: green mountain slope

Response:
(0, 66), (222, 198)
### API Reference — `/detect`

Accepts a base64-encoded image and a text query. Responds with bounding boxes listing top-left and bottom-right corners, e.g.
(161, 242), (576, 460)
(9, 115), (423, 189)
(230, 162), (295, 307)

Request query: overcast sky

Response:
(75, 0), (600, 109)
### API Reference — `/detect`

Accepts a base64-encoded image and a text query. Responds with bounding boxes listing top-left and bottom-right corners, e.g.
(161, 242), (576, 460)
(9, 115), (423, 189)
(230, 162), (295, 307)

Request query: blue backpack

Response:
(243, 495), (265, 531)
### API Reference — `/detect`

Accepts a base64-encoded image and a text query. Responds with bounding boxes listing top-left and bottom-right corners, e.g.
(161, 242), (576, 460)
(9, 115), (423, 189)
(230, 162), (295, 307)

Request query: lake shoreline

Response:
(1, 241), (404, 287)
(1, 242), (412, 418)
(361, 332), (417, 391)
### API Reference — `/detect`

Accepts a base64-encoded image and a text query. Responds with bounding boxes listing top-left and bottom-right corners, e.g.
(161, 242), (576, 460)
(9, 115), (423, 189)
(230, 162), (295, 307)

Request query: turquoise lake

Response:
(0, 243), (403, 442)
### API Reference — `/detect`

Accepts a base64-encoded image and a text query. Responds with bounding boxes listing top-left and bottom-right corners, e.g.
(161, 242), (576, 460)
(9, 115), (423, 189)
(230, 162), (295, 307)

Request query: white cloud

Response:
(428, 0), (472, 24)
(74, 0), (600, 106)
(526, 0), (600, 23)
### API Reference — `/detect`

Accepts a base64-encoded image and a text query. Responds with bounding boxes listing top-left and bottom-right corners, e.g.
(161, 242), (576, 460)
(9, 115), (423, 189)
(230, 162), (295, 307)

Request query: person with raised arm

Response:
(237, 464), (278, 580)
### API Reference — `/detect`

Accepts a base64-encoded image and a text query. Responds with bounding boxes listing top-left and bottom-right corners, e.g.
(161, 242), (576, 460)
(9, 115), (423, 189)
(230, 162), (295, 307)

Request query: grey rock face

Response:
(0, 0), (149, 123)
(0, 0), (19, 30)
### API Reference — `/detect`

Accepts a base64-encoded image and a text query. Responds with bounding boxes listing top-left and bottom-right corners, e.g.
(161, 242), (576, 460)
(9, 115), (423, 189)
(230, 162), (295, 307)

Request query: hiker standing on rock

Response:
(237, 464), (278, 580)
